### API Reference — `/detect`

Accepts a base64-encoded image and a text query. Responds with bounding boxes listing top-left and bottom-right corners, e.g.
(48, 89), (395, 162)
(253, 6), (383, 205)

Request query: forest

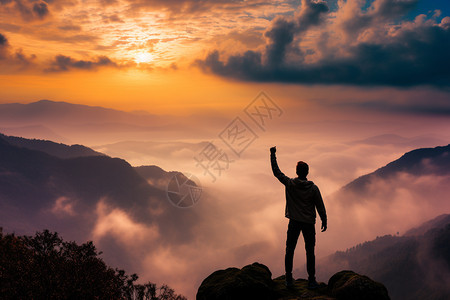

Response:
(0, 228), (186, 300)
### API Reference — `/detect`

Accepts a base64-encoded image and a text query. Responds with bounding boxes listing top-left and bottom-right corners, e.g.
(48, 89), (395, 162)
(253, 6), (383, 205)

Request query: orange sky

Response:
(1, 0), (449, 116)
(2, 2), (450, 297)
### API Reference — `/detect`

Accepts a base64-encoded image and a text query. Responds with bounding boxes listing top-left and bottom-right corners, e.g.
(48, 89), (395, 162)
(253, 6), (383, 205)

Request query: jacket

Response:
(271, 152), (327, 224)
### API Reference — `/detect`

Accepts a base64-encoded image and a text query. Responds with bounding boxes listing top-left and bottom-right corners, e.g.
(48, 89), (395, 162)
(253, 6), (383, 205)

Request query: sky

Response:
(1, 0), (450, 299)
(1, 0), (450, 112)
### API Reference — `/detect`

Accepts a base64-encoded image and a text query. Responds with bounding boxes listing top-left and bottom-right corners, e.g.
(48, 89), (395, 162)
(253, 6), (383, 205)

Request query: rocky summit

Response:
(196, 262), (390, 300)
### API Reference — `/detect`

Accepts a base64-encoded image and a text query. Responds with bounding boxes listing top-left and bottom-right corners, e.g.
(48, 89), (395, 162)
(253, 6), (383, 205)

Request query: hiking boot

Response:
(285, 273), (294, 288)
(307, 279), (319, 290)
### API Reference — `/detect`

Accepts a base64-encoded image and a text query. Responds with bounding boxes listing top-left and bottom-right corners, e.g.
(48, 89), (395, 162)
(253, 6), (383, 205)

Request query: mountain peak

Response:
(35, 99), (55, 103)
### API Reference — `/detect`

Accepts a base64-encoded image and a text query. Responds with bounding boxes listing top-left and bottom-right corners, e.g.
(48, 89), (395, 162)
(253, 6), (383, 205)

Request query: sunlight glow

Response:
(135, 52), (154, 64)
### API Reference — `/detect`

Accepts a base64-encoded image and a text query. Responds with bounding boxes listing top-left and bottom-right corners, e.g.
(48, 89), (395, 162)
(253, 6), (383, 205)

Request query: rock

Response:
(196, 262), (276, 300)
(197, 263), (390, 300)
(272, 276), (333, 300)
(328, 270), (390, 300)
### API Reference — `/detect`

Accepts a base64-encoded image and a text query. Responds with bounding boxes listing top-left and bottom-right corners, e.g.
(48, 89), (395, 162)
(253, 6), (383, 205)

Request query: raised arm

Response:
(270, 146), (290, 186)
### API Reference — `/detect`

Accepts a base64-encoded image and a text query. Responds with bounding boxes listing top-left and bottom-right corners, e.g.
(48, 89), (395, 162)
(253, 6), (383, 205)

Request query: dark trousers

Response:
(285, 219), (316, 280)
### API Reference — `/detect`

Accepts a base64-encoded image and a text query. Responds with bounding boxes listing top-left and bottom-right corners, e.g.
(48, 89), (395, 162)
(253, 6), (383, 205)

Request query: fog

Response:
(79, 163), (450, 299)
(86, 132), (450, 299)
(1, 96), (450, 299)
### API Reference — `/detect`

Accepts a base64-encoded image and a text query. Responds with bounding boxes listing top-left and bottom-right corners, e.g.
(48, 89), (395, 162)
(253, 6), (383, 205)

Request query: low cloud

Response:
(51, 196), (77, 216)
(45, 54), (118, 72)
(324, 171), (450, 252)
(92, 199), (160, 245)
(3, 129), (450, 299)
(85, 162), (450, 299)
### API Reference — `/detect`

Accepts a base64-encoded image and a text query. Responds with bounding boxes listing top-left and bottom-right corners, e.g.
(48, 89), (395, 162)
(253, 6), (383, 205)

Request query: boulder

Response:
(196, 262), (275, 300)
(197, 263), (390, 300)
(328, 270), (390, 300)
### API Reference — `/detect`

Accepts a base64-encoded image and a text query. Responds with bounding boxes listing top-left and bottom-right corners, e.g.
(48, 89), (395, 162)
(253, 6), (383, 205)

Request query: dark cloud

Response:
(0, 33), (9, 59)
(46, 55), (117, 72)
(197, 1), (450, 87)
(14, 48), (35, 65)
(373, 0), (418, 20)
(297, 0), (329, 31)
(0, 33), (35, 66)
(32, 1), (49, 19)
(0, 33), (7, 46)
(265, 18), (297, 65)
(1, 0), (50, 21)
(264, 0), (329, 66)
(200, 50), (263, 79)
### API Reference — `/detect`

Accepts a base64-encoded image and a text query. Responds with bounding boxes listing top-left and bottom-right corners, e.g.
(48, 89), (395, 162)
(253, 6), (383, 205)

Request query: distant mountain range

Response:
(0, 100), (212, 144)
(0, 100), (156, 143)
(0, 99), (160, 126)
(0, 133), (104, 158)
(349, 133), (445, 148)
(318, 214), (450, 300)
(0, 133), (192, 239)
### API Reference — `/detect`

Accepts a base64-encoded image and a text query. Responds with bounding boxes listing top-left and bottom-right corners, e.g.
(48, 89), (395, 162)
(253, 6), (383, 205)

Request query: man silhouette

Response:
(270, 146), (327, 289)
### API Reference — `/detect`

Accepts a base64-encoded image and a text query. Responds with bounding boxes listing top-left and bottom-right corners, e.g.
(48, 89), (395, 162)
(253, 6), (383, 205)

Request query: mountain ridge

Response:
(0, 99), (158, 123)
(0, 133), (104, 159)
(404, 214), (450, 236)
(0, 100), (202, 144)
(0, 134), (194, 238)
(318, 214), (450, 300)
(341, 144), (450, 195)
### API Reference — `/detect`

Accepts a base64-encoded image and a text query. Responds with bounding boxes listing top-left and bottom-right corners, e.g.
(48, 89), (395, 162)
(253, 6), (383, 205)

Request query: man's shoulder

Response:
(309, 182), (321, 191)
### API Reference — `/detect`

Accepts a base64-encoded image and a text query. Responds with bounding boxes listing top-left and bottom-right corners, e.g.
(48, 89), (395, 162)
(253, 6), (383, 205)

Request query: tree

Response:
(0, 228), (186, 300)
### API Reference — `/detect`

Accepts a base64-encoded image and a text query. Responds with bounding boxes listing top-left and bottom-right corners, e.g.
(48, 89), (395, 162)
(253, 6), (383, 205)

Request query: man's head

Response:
(296, 161), (309, 179)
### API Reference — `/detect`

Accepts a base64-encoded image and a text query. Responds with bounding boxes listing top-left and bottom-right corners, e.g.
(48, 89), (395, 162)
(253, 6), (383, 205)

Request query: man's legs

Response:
(302, 223), (317, 286)
(285, 219), (301, 286)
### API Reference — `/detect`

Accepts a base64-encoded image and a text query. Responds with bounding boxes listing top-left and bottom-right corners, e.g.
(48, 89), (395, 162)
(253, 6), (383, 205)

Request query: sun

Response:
(135, 52), (154, 64)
